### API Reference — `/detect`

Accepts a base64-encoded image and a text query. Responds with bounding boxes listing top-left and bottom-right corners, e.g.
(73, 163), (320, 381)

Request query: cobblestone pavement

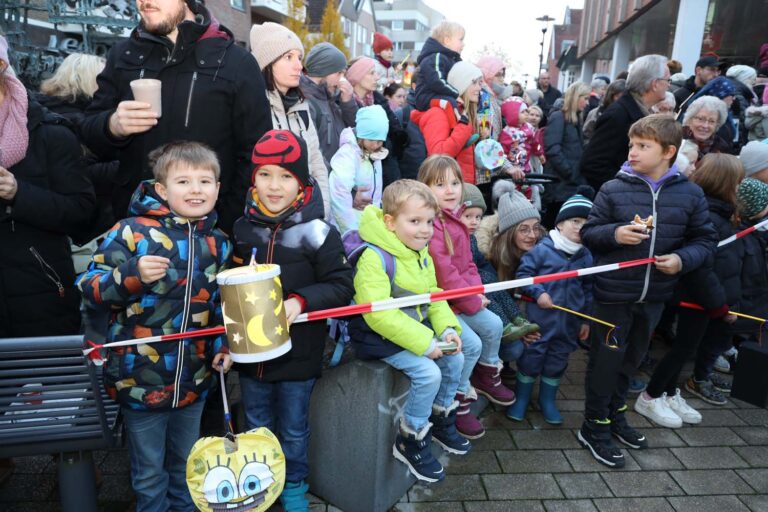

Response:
(4, 349), (768, 511)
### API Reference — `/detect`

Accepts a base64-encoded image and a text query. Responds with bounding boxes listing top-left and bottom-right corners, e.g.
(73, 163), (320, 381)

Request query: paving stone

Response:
(408, 474), (486, 502)
(733, 427), (768, 445)
(496, 449), (572, 473)
(512, 429), (580, 450)
(670, 446), (749, 469)
(97, 473), (134, 502)
(729, 397), (761, 409)
(0, 473), (57, 502)
(601, 471), (684, 497)
(623, 411), (653, 428)
(675, 427), (746, 447)
(471, 429), (515, 450)
(482, 410), (532, 430)
(666, 495), (750, 512)
(443, 449), (501, 474)
(463, 500), (545, 512)
(559, 384), (587, 400)
(683, 397), (737, 410)
(482, 474), (564, 500)
(736, 468), (768, 493)
(562, 449), (641, 472)
(554, 473), (612, 499)
(556, 399), (586, 412)
(6, 504), (63, 512)
(734, 446), (768, 467)
(544, 499), (599, 512)
(393, 502), (465, 512)
(630, 448), (684, 470)
(733, 409), (768, 427)
(99, 449), (132, 475)
(738, 494), (768, 512)
(669, 469), (754, 495)
(694, 408), (747, 427)
(640, 428), (687, 448)
(11, 455), (55, 474)
(528, 411), (585, 430)
(593, 497), (674, 512)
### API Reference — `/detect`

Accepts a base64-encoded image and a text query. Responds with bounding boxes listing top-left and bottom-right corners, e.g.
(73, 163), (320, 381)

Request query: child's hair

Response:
(689, 153), (745, 205)
(383, 82), (403, 98)
(487, 223), (544, 281)
(417, 155), (463, 255)
(527, 105), (543, 123)
(628, 114), (683, 161)
(149, 141), (221, 184)
(382, 179), (438, 217)
(562, 81), (591, 125)
(431, 21), (464, 42)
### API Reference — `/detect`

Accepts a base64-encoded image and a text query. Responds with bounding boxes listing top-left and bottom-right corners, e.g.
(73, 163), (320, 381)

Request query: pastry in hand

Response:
(632, 214), (654, 232)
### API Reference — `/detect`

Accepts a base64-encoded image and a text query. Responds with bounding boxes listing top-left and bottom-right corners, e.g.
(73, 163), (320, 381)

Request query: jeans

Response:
(584, 302), (664, 420)
(452, 315), (483, 394)
(459, 307), (502, 366)
(240, 376), (316, 483)
(122, 399), (205, 512)
(383, 348), (464, 431)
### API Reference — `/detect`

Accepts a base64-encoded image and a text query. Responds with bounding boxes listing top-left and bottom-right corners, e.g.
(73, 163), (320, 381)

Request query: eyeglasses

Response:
(517, 224), (542, 236)
(692, 115), (718, 126)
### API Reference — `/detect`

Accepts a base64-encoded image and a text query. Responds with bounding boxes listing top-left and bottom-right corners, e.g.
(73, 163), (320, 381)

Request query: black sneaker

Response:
(685, 377), (728, 405)
(710, 373), (732, 394)
(577, 419), (625, 468)
(610, 407), (648, 449)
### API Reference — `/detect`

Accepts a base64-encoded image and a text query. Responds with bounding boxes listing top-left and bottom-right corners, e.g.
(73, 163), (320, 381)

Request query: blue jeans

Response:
(459, 307), (502, 366)
(383, 349), (464, 431)
(240, 376), (316, 483)
(122, 399), (205, 512)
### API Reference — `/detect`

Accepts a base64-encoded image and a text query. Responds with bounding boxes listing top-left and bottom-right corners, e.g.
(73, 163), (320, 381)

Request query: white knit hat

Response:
(447, 61), (482, 96)
(249, 22), (304, 71)
(740, 140), (768, 177)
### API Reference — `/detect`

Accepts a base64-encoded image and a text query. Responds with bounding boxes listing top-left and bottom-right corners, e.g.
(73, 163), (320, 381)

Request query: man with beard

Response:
(81, 0), (271, 234)
(299, 42), (358, 168)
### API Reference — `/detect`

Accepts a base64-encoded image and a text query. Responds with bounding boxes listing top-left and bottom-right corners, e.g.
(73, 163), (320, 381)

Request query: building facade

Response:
(372, 0), (444, 63)
(307, 0), (378, 58)
(547, 7), (583, 91)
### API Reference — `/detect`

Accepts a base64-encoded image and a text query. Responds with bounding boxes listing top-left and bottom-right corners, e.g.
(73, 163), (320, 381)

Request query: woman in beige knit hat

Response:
(249, 22), (330, 217)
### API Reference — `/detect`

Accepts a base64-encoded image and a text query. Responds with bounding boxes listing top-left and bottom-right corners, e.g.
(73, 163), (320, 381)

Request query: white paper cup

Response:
(130, 78), (162, 117)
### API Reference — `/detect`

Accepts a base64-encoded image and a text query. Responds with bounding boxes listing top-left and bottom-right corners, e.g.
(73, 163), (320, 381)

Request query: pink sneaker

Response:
(470, 362), (516, 406)
(455, 392), (485, 439)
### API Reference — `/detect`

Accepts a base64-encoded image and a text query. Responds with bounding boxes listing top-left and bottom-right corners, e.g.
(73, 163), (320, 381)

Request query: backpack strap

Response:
(363, 243), (396, 286)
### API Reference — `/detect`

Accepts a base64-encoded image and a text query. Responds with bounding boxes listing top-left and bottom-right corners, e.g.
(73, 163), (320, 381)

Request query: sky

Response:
(422, 0), (585, 87)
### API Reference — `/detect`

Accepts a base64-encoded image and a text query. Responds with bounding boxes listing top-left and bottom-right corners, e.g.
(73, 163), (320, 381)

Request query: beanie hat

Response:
(501, 97), (527, 127)
(373, 32), (393, 55)
(0, 35), (8, 66)
(737, 177), (768, 219)
(555, 186), (595, 225)
(355, 105), (389, 141)
(475, 56), (504, 83)
(497, 190), (540, 234)
(346, 57), (376, 86)
(251, 130), (309, 188)
(447, 61), (482, 96)
(304, 42), (347, 77)
(249, 22), (304, 71)
(726, 64), (757, 86)
(739, 140), (768, 177)
(462, 183), (486, 213)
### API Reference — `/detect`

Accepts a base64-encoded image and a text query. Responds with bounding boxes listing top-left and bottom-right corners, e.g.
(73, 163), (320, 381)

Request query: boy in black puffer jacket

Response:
(578, 115), (717, 469)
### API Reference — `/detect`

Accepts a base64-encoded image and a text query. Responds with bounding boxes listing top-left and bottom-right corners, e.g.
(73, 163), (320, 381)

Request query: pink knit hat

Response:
(475, 56), (504, 83)
(0, 36), (9, 66)
(346, 57), (377, 86)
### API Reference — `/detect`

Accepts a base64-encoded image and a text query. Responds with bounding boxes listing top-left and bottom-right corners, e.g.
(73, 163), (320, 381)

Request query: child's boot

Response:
(454, 391), (485, 439)
(505, 372), (535, 421)
(501, 322), (528, 343)
(470, 361), (516, 406)
(429, 401), (472, 455)
(392, 420), (445, 483)
(538, 376), (563, 425)
(513, 315), (541, 336)
(280, 480), (310, 512)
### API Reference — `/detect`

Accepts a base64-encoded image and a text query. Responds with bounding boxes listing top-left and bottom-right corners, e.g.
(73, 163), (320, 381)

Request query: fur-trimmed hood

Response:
(475, 213), (499, 258)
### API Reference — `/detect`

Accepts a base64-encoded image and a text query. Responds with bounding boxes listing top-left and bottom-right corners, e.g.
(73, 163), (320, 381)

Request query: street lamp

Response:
(536, 15), (556, 83)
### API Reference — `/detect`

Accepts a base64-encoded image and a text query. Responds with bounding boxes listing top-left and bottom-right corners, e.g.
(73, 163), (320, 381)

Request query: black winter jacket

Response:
(81, 6), (271, 234)
(0, 97), (95, 337)
(232, 180), (354, 381)
(580, 93), (647, 191)
(543, 110), (586, 202)
(733, 222), (768, 334)
(414, 37), (461, 111)
(673, 75), (700, 112)
(395, 91), (427, 180)
(582, 166), (717, 304)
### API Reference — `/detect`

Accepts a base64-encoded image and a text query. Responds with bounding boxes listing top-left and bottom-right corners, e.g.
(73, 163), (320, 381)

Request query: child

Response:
(414, 21), (465, 112)
(77, 141), (232, 511)
(509, 189), (594, 424)
(352, 180), (471, 483)
(418, 155), (511, 440)
(373, 32), (397, 90)
(232, 130), (354, 510)
(329, 105), (390, 239)
(500, 98), (546, 201)
(579, 115), (717, 468)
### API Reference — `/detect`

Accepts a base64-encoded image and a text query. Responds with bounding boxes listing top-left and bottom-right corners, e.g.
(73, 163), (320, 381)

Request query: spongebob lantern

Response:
(187, 428), (286, 512)
(216, 264), (291, 362)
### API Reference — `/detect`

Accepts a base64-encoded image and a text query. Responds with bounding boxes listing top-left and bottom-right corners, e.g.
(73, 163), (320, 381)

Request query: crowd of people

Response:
(2, 0), (768, 510)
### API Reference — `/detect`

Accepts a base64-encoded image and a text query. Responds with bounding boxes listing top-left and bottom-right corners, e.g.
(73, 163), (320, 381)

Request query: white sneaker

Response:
(666, 388), (702, 424)
(634, 392), (683, 428)
(714, 355), (730, 374)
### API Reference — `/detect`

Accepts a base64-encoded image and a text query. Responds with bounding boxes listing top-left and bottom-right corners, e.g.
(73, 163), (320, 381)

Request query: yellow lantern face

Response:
(187, 428), (285, 512)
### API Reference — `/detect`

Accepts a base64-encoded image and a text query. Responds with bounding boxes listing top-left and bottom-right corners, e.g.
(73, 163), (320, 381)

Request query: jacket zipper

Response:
(29, 247), (65, 297)
(139, 69), (145, 79)
(257, 223), (282, 379)
(173, 221), (196, 407)
(184, 72), (198, 128)
(638, 181), (663, 303)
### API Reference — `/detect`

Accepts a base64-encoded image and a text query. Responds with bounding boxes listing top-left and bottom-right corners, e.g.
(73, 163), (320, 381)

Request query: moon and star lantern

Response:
(187, 427), (285, 512)
(216, 264), (291, 363)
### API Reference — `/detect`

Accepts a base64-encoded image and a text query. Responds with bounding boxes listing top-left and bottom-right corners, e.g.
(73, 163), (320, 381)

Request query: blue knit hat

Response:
(555, 186), (595, 225)
(355, 105), (389, 141)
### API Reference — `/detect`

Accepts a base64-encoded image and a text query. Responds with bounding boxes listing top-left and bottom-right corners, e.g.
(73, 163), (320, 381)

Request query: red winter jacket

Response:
(412, 100), (476, 184)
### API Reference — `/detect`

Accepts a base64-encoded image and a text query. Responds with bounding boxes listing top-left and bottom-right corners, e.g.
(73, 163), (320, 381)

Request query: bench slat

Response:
(0, 382), (97, 396)
(0, 366), (91, 378)
(0, 413), (102, 432)
(0, 356), (86, 369)
(0, 398), (97, 414)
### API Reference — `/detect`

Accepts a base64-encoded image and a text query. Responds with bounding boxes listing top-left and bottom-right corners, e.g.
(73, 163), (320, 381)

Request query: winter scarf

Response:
(549, 228), (582, 255)
(376, 55), (392, 70)
(0, 74), (29, 168)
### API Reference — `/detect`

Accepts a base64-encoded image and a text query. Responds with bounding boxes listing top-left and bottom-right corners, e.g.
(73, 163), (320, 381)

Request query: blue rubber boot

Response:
(280, 480), (310, 512)
(539, 376), (563, 425)
(505, 373), (535, 421)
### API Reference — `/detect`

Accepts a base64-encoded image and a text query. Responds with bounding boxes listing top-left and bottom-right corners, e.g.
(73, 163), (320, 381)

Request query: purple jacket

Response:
(429, 205), (483, 315)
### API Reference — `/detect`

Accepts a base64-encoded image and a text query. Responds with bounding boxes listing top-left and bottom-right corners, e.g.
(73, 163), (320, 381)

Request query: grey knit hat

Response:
(304, 42), (347, 77)
(497, 190), (540, 234)
(249, 22), (304, 71)
(739, 140), (768, 177)
(462, 183), (487, 213)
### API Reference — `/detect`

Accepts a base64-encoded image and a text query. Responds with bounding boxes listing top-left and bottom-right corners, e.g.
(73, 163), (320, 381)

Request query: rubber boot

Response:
(505, 372), (535, 421)
(429, 401), (471, 455)
(280, 480), (310, 512)
(512, 315), (540, 335)
(538, 376), (563, 425)
(470, 362), (516, 405)
(454, 391), (485, 439)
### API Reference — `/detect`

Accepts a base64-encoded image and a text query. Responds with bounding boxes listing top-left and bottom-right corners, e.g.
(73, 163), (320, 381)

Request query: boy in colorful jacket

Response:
(78, 141), (232, 511)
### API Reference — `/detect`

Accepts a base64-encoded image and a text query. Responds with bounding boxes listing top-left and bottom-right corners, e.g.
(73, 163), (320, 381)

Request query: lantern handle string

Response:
(218, 363), (235, 439)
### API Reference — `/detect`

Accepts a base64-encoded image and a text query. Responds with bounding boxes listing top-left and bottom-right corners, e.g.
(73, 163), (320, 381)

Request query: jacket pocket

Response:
(29, 246), (64, 297)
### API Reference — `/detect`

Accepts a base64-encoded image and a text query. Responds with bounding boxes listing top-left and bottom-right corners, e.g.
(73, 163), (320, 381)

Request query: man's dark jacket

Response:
(81, 6), (271, 234)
